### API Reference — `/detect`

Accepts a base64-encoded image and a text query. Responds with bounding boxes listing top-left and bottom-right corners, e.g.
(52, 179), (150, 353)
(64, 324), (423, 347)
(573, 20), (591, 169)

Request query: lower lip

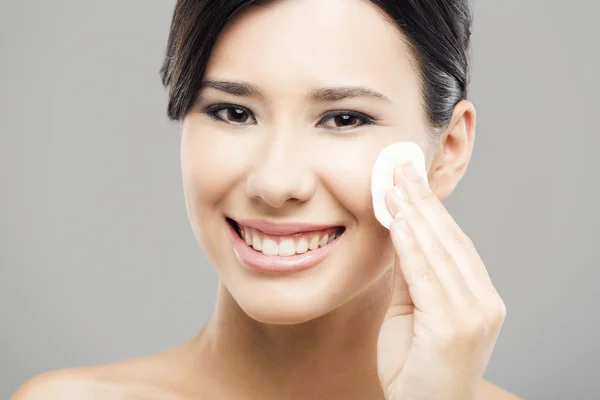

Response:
(227, 223), (343, 273)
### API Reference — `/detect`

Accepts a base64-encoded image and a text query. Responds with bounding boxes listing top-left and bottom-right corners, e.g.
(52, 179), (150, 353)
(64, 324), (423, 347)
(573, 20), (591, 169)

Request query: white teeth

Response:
(239, 224), (343, 257)
(319, 235), (329, 247)
(308, 235), (320, 250)
(296, 238), (309, 254)
(278, 239), (296, 256)
(262, 239), (279, 256)
(252, 235), (262, 251)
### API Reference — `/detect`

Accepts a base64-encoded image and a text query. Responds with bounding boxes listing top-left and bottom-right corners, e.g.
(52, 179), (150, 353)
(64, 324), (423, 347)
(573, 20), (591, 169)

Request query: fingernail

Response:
(403, 162), (419, 182)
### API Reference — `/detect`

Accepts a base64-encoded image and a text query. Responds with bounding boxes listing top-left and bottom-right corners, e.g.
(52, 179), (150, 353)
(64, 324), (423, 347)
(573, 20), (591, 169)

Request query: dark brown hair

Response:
(160, 0), (472, 132)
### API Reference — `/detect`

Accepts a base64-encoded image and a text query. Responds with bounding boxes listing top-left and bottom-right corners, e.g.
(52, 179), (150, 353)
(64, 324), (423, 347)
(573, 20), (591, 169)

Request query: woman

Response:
(13, 0), (520, 398)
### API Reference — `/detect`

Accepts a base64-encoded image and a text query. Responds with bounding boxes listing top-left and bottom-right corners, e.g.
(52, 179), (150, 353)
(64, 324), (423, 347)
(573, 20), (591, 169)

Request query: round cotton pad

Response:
(371, 142), (429, 229)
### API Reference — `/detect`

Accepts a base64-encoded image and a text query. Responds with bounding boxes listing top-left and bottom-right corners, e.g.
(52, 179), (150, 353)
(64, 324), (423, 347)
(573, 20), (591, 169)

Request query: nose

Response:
(245, 134), (316, 209)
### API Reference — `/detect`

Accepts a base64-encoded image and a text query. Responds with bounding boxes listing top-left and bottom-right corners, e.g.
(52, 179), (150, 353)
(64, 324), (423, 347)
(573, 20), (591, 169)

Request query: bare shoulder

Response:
(11, 351), (193, 400)
(477, 380), (522, 400)
(11, 368), (113, 399)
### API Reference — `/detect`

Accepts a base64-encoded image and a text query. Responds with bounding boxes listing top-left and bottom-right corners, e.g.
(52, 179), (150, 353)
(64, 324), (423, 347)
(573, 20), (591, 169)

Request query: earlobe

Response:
(428, 100), (476, 200)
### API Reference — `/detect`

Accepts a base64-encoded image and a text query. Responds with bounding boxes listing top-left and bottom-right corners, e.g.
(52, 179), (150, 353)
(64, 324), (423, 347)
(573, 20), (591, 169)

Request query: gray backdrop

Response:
(1, 1), (598, 399)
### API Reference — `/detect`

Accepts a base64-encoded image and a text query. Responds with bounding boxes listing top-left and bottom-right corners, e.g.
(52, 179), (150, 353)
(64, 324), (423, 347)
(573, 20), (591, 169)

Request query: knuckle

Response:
(404, 239), (422, 257)
(431, 243), (453, 264)
(418, 191), (439, 207)
(451, 234), (473, 254)
(463, 234), (475, 249)
(413, 261), (433, 283)
(462, 315), (488, 339)
(487, 297), (507, 326)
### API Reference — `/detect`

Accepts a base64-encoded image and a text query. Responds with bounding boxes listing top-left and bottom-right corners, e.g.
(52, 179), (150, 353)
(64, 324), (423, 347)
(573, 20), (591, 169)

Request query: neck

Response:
(193, 273), (393, 400)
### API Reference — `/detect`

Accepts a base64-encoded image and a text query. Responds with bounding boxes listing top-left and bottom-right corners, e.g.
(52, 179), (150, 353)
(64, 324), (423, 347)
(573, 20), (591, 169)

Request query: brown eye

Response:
(218, 107), (251, 123)
(333, 115), (360, 127)
(205, 104), (256, 125)
(320, 111), (373, 130)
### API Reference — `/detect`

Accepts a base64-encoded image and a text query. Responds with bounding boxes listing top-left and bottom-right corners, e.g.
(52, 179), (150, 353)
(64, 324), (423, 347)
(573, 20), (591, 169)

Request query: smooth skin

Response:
(379, 161), (509, 399)
(12, 0), (520, 398)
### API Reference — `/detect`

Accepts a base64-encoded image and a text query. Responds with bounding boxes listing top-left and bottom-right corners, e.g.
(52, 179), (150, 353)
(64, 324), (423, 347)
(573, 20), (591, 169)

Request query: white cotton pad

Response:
(371, 141), (429, 229)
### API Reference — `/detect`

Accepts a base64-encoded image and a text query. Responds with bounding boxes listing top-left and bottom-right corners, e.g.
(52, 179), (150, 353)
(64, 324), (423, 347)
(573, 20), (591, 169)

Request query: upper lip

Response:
(231, 218), (343, 236)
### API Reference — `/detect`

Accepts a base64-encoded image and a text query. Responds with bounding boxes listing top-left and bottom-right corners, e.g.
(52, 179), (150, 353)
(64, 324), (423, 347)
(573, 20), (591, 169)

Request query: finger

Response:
(391, 189), (477, 310)
(385, 257), (414, 319)
(393, 162), (505, 327)
(388, 207), (446, 313)
(385, 193), (415, 309)
(385, 186), (405, 220)
(394, 162), (494, 293)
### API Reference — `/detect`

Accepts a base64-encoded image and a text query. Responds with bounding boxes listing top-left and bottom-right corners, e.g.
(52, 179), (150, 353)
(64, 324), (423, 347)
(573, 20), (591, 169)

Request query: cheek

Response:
(314, 127), (430, 220)
(180, 118), (253, 208)
(180, 120), (253, 265)
(314, 138), (398, 262)
(313, 138), (381, 222)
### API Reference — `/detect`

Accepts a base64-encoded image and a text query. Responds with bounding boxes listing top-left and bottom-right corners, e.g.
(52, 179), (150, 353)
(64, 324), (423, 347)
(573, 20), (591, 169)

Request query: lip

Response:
(226, 220), (344, 273)
(233, 218), (342, 236)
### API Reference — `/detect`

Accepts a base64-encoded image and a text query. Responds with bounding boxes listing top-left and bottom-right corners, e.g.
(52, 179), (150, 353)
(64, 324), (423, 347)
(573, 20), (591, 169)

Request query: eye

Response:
(204, 104), (256, 125)
(319, 111), (375, 131)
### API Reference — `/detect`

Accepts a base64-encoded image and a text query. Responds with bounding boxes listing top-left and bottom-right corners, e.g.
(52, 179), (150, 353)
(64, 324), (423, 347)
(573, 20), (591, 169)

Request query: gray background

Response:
(1, 1), (598, 399)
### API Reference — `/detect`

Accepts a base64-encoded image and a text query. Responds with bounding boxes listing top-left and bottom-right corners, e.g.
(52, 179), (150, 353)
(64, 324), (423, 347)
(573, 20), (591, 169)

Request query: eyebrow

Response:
(200, 79), (392, 103)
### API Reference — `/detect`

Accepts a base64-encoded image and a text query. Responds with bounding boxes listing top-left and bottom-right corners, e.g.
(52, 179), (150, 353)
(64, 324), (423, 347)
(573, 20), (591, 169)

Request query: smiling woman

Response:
(12, 0), (520, 399)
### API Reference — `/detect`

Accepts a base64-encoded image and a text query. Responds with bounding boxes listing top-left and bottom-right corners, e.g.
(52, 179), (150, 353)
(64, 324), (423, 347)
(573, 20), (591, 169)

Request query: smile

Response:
(226, 218), (346, 273)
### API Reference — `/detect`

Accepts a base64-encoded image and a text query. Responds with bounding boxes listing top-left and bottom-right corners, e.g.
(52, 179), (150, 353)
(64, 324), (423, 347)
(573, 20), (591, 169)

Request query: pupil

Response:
(336, 115), (355, 126)
(231, 109), (246, 121)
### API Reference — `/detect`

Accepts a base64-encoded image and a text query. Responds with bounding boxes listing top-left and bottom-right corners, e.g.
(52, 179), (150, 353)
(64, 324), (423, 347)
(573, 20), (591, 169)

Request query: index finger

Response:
(393, 162), (493, 289)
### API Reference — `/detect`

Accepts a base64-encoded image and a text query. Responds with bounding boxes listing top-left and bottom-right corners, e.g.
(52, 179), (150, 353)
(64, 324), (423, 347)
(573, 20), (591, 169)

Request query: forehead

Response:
(205, 0), (420, 102)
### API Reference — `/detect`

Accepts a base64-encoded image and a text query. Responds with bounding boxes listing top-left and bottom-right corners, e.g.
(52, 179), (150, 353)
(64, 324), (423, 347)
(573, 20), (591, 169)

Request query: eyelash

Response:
(203, 103), (376, 131)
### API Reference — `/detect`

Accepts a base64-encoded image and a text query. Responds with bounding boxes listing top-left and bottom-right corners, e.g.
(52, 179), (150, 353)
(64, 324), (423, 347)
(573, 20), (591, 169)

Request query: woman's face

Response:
(181, 0), (433, 323)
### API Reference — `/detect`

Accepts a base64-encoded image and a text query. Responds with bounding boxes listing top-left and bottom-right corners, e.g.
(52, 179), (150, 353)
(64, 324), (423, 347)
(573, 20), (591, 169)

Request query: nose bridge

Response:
(246, 127), (314, 208)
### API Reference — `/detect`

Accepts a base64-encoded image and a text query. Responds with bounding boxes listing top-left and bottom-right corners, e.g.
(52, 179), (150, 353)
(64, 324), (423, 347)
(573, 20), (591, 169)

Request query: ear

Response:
(428, 99), (476, 201)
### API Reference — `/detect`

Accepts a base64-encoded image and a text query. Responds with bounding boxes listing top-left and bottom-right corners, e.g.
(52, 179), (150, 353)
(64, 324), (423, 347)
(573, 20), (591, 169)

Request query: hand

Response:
(377, 161), (506, 400)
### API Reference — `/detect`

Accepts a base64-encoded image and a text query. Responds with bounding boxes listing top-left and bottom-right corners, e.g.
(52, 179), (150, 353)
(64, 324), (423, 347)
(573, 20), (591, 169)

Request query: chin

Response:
(232, 278), (352, 325)
(219, 255), (393, 327)
(238, 299), (331, 325)
(204, 214), (395, 326)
